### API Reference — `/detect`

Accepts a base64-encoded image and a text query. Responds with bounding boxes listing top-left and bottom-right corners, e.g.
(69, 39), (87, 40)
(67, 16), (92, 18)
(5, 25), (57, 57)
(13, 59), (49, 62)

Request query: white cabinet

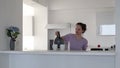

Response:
(46, 23), (71, 29)
(0, 51), (115, 68)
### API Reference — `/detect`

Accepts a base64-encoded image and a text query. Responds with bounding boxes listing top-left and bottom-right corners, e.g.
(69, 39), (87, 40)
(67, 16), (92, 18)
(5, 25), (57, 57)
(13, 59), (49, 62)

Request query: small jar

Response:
(52, 44), (58, 51)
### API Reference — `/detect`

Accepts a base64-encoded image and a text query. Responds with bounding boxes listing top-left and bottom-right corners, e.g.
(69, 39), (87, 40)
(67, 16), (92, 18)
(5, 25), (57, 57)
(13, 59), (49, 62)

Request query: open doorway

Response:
(23, 3), (35, 51)
(22, 1), (48, 51)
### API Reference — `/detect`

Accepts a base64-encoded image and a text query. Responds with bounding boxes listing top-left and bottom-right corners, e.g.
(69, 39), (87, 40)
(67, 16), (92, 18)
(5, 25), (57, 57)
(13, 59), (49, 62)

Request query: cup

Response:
(52, 44), (57, 50)
(60, 44), (65, 51)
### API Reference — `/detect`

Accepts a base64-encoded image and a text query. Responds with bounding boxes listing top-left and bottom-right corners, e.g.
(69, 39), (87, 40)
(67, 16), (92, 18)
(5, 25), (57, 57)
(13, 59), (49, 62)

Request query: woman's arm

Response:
(62, 34), (71, 42)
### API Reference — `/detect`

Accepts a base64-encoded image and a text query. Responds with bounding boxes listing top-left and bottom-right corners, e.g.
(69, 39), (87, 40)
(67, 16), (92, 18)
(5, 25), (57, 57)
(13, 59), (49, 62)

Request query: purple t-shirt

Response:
(63, 33), (88, 50)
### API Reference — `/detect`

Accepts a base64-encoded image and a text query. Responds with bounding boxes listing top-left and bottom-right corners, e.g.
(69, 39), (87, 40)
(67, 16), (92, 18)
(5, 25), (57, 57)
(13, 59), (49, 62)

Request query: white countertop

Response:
(0, 50), (115, 56)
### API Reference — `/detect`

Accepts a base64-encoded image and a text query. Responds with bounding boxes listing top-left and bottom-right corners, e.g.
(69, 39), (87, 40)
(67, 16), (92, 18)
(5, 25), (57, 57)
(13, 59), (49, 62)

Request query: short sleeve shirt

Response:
(63, 33), (88, 50)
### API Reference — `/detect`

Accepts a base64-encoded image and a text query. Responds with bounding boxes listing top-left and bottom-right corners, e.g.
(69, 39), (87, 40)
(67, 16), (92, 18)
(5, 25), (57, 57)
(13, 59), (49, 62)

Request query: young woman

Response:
(62, 22), (88, 51)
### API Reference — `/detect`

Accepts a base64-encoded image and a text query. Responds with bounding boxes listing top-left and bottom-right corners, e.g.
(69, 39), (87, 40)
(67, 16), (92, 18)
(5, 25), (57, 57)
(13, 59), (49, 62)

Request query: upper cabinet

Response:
(45, 23), (71, 29)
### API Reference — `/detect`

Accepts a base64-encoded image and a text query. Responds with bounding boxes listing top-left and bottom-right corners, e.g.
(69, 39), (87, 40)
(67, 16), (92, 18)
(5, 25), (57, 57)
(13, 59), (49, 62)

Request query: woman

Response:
(62, 22), (88, 51)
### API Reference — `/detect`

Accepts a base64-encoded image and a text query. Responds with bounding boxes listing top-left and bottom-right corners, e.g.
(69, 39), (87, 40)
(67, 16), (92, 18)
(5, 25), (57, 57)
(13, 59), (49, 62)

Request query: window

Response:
(99, 24), (116, 35)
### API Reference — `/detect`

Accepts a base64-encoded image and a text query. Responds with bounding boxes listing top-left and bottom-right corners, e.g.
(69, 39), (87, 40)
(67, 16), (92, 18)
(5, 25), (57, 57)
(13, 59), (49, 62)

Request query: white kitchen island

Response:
(0, 51), (115, 68)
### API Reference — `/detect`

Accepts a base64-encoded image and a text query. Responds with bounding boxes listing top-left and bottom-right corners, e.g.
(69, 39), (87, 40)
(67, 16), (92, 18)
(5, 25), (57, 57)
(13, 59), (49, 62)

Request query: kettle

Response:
(54, 31), (64, 49)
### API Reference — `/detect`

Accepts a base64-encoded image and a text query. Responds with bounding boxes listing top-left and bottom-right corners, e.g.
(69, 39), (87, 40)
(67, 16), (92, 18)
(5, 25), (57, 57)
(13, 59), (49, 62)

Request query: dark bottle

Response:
(54, 31), (64, 49)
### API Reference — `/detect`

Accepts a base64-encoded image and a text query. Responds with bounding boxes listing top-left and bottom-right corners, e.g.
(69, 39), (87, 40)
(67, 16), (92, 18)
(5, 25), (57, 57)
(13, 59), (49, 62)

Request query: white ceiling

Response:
(48, 0), (115, 10)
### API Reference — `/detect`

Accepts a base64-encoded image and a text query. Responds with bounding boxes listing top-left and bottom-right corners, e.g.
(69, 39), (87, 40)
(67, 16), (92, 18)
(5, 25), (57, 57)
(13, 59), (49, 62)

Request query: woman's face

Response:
(75, 25), (83, 35)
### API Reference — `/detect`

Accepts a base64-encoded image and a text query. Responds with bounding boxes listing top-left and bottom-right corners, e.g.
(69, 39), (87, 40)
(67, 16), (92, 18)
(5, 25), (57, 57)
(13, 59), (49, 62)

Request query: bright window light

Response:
(23, 36), (34, 51)
(23, 3), (34, 16)
(23, 3), (35, 51)
(100, 24), (116, 35)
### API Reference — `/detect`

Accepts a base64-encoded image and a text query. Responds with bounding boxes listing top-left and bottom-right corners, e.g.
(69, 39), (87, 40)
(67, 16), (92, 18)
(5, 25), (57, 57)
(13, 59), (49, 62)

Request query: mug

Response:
(52, 44), (57, 50)
(60, 44), (65, 51)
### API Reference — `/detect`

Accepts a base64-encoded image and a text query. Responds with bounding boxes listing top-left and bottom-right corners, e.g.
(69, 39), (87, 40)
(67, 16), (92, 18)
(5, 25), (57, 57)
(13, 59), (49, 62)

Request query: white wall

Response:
(23, 16), (33, 36)
(48, 0), (115, 48)
(95, 8), (115, 47)
(115, 0), (120, 68)
(0, 0), (23, 51)
(48, 0), (115, 10)
(33, 0), (48, 7)
(34, 4), (48, 50)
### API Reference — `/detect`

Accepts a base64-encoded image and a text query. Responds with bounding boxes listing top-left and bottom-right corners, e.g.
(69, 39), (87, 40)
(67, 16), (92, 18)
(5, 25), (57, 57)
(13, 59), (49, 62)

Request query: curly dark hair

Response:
(76, 22), (87, 33)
